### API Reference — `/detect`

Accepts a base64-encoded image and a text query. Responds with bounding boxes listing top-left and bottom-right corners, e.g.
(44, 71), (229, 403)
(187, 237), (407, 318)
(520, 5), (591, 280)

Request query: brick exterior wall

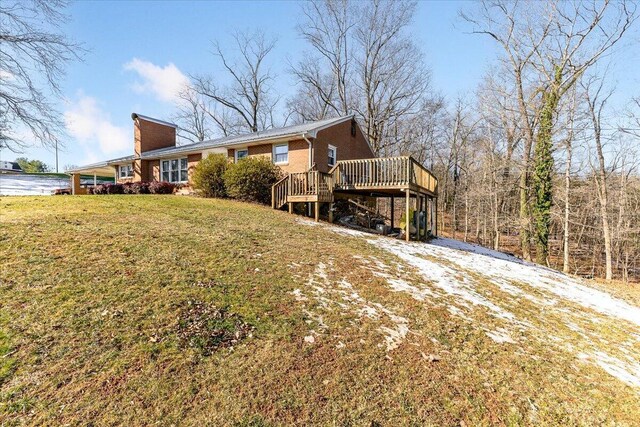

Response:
(116, 118), (372, 185)
(132, 117), (176, 182)
(148, 160), (160, 182)
(313, 118), (374, 173)
(187, 153), (202, 183)
(134, 118), (176, 155)
(226, 139), (311, 174)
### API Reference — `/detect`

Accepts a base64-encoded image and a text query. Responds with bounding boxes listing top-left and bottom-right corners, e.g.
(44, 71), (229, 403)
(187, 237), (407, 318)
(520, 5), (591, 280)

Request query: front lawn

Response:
(1, 196), (638, 426)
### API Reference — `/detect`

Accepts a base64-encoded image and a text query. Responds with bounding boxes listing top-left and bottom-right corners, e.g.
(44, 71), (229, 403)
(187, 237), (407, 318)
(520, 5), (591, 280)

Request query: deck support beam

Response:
(434, 197), (438, 237)
(314, 202), (320, 222)
(288, 202), (293, 214)
(405, 189), (410, 242)
(390, 196), (395, 230)
(419, 194), (424, 241)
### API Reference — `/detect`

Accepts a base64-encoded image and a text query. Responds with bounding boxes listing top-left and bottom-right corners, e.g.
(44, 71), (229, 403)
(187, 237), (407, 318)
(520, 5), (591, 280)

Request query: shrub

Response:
(122, 182), (136, 194)
(105, 183), (124, 195)
(149, 181), (176, 194)
(92, 184), (107, 195)
(192, 154), (228, 198)
(224, 156), (282, 204)
(124, 181), (150, 194)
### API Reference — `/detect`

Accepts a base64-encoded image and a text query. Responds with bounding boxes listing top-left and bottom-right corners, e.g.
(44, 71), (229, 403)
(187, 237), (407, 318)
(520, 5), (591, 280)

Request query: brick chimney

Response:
(132, 113), (177, 156)
(131, 113), (177, 181)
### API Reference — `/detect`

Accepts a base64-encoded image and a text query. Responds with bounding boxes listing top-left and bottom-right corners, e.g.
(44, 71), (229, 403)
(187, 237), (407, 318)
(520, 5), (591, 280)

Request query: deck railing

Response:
(272, 156), (437, 209)
(333, 156), (437, 195)
(271, 175), (289, 209)
(273, 170), (334, 206)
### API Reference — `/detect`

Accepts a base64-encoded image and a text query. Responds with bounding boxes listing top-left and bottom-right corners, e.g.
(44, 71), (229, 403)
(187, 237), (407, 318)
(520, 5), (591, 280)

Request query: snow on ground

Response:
(0, 174), (69, 196)
(293, 218), (640, 389)
(290, 260), (410, 351)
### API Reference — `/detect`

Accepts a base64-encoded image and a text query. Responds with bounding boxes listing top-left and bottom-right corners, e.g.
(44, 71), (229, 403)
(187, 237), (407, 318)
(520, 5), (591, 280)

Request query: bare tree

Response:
(291, 0), (433, 156)
(295, 0), (353, 117)
(461, 0), (552, 261)
(171, 88), (211, 143)
(0, 0), (83, 151)
(462, 0), (637, 264)
(192, 30), (278, 134)
(582, 76), (615, 280)
(354, 0), (431, 155)
(286, 64), (336, 123)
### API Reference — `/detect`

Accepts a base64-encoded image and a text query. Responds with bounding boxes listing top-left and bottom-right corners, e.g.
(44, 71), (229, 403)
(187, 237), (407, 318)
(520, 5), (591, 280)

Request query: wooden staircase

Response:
(271, 169), (334, 209)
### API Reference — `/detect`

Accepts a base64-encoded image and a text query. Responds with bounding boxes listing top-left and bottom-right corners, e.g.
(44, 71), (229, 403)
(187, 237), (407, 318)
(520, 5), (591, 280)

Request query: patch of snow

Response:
(485, 328), (517, 344)
(430, 238), (640, 328)
(291, 289), (308, 301)
(295, 259), (413, 351)
(294, 220), (640, 389)
(587, 352), (640, 389)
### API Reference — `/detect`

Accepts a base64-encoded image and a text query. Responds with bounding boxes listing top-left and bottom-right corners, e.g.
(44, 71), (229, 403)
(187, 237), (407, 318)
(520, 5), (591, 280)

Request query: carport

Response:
(66, 162), (120, 194)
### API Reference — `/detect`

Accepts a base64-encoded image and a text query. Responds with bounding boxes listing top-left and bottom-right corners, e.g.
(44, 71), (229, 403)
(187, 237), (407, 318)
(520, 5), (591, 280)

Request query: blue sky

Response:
(5, 0), (638, 170)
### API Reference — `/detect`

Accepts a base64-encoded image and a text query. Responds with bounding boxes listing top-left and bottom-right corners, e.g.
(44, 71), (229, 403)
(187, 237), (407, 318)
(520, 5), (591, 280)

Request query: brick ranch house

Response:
(70, 113), (438, 241)
(69, 113), (373, 189)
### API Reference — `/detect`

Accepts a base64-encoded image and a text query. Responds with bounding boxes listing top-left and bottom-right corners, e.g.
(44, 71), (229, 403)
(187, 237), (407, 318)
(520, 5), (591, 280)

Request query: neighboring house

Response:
(70, 113), (439, 241)
(0, 161), (23, 173)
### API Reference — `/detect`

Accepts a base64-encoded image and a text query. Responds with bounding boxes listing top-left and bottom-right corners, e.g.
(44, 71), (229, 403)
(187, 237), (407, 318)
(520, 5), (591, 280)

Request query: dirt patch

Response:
(177, 300), (254, 356)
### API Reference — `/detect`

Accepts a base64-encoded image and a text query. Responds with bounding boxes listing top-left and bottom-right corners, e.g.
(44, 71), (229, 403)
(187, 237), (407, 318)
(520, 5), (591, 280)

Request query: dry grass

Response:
(1, 195), (638, 426)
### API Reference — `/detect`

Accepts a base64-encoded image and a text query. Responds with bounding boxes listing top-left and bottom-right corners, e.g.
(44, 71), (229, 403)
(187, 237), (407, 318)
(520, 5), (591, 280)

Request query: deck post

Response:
(434, 197), (438, 237)
(416, 193), (424, 240)
(405, 189), (410, 242)
(390, 196), (395, 230)
(314, 202), (320, 222)
(288, 202), (293, 214)
(271, 186), (276, 209)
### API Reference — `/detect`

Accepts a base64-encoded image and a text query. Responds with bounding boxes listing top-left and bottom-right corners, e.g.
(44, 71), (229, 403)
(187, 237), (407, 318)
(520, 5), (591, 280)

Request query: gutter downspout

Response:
(302, 133), (313, 169)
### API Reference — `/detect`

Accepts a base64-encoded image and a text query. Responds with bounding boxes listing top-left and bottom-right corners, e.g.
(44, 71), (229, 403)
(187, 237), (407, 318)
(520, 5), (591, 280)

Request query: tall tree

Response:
(582, 76), (615, 280)
(295, 0), (353, 117)
(291, 0), (433, 155)
(0, 0), (83, 151)
(463, 0), (636, 263)
(192, 30), (278, 135)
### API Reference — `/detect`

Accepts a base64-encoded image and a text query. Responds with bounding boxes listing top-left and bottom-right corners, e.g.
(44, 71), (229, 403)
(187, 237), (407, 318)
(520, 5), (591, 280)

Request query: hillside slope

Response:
(1, 196), (639, 426)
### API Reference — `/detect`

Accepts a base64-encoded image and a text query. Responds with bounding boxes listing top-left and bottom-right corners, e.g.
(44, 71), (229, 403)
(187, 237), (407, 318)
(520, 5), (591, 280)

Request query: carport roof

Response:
(66, 155), (134, 176)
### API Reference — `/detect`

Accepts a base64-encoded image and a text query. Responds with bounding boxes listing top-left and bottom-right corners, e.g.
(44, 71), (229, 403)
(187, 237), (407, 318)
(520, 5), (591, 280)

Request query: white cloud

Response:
(123, 58), (189, 103)
(64, 94), (130, 155)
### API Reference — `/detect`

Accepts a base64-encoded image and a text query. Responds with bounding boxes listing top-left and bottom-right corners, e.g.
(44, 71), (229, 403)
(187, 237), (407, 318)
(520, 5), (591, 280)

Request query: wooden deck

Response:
(271, 156), (438, 241)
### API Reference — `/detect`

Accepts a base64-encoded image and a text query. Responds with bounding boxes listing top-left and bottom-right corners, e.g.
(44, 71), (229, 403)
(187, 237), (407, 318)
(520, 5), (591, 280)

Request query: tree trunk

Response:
(562, 138), (572, 273)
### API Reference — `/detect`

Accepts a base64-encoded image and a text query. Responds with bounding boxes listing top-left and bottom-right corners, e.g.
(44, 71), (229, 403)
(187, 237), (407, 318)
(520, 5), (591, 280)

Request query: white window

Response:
(235, 149), (249, 162)
(119, 164), (133, 178)
(160, 158), (188, 183)
(328, 144), (337, 167)
(272, 143), (288, 164)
